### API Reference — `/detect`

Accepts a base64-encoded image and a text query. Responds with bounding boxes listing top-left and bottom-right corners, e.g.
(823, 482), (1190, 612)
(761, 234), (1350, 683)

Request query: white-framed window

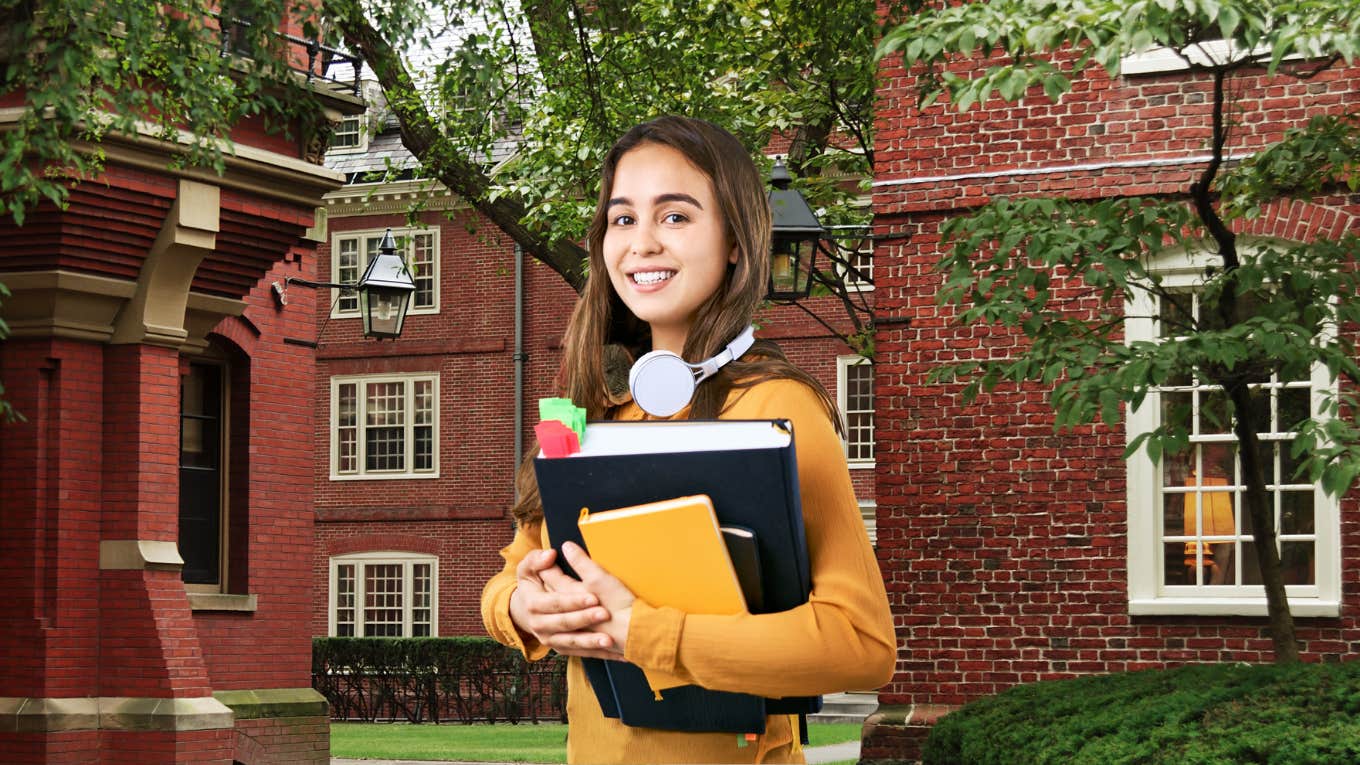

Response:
(838, 355), (875, 465)
(1125, 249), (1339, 616)
(331, 373), (439, 480)
(330, 115), (366, 152)
(827, 226), (873, 292)
(329, 552), (437, 637)
(331, 228), (439, 317)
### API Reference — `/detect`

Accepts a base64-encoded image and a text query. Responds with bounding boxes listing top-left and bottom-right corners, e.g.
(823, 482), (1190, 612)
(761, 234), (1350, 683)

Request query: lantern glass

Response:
(769, 235), (817, 301)
(360, 286), (411, 339)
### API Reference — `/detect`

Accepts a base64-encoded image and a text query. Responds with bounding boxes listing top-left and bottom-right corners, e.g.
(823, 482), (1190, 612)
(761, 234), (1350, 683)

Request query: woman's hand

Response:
(550, 542), (636, 655)
(508, 547), (615, 657)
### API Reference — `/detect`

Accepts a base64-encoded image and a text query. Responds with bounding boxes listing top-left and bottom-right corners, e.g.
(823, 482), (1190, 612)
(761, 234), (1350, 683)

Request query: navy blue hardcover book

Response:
(534, 419), (820, 733)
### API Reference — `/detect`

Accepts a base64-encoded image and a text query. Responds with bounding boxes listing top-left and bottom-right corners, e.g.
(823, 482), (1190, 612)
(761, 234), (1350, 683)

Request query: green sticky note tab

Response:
(538, 397), (586, 438)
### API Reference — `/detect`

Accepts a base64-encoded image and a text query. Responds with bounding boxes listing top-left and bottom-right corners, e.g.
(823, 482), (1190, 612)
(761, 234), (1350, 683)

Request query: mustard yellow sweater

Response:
(481, 378), (896, 764)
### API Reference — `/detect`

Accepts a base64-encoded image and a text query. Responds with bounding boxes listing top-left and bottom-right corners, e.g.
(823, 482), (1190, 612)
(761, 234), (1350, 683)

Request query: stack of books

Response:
(535, 419), (821, 734)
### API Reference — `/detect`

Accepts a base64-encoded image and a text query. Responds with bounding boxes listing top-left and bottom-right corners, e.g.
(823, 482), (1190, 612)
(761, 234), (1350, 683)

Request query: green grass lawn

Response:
(331, 721), (863, 762)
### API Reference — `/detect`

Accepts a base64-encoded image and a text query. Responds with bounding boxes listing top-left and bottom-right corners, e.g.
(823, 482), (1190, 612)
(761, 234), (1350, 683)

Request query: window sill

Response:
(188, 593), (259, 612)
(329, 472), (440, 481)
(1129, 598), (1339, 618)
(848, 460), (876, 470)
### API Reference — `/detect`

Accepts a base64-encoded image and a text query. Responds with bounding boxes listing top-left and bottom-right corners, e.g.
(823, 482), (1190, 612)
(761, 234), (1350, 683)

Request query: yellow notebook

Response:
(577, 494), (747, 616)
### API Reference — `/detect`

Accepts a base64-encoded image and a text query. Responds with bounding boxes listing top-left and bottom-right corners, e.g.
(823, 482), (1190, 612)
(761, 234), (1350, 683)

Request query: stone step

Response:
(807, 692), (878, 724)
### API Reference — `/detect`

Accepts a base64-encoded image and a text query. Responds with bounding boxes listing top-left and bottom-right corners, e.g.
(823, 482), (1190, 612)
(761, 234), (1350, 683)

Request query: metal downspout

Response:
(512, 243), (526, 502)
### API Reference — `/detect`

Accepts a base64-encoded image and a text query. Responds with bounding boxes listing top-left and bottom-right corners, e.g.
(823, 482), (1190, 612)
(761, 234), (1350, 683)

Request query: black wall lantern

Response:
(273, 228), (416, 340)
(767, 158), (825, 301)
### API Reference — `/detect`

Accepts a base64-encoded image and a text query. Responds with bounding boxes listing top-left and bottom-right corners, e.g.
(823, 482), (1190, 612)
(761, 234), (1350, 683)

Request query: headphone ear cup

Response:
(629, 351), (698, 418)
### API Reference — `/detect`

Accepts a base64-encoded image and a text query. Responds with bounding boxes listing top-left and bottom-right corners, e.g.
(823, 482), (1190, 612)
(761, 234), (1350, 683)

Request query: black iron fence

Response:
(213, 12), (363, 98)
(313, 637), (568, 724)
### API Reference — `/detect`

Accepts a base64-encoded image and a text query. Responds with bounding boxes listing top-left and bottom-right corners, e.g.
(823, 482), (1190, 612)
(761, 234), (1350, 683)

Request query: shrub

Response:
(313, 637), (567, 724)
(923, 661), (1360, 765)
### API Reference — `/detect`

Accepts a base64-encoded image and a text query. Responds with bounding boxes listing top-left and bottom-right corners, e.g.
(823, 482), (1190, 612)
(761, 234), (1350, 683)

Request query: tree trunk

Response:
(1194, 67), (1298, 664)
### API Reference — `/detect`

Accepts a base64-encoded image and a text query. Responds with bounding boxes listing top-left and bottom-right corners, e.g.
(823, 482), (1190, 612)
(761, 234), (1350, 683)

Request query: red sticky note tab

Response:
(535, 420), (580, 458)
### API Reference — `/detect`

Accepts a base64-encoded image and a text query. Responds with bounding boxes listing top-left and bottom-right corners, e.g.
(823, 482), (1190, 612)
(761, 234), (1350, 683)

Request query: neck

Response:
(650, 325), (688, 356)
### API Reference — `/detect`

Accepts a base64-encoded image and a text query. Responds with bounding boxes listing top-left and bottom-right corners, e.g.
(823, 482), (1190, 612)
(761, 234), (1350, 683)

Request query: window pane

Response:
(1280, 438), (1306, 484)
(1165, 541), (1193, 585)
(335, 564), (356, 636)
(1279, 387), (1311, 433)
(363, 563), (404, 637)
(366, 428), (405, 471)
(414, 427), (433, 471)
(1160, 391), (1192, 433)
(414, 380), (433, 424)
(1198, 388), (1231, 436)
(412, 563), (432, 636)
(332, 117), (361, 148)
(1161, 492), (1186, 538)
(411, 233), (436, 308)
(337, 239), (360, 312)
(1280, 490), (1314, 535)
(338, 383), (358, 473)
(1201, 443), (1235, 484)
(1161, 448), (1193, 487)
(365, 382), (406, 471)
(366, 382), (405, 427)
(1281, 541), (1315, 585)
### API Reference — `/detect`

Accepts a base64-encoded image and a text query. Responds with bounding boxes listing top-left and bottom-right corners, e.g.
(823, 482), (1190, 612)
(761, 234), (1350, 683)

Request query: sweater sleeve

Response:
(481, 520), (552, 662)
(622, 379), (897, 698)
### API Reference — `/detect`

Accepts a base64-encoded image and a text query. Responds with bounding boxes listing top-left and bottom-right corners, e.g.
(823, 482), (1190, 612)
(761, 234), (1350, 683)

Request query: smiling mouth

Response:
(631, 270), (676, 285)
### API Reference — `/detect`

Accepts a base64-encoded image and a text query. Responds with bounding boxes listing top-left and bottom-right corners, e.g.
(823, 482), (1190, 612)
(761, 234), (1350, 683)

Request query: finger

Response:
(559, 541), (596, 574)
(540, 565), (593, 596)
(530, 590), (603, 617)
(517, 548), (557, 576)
(545, 629), (615, 655)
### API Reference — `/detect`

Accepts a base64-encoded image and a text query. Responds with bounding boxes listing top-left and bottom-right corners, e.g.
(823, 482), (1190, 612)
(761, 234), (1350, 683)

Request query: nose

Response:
(629, 220), (662, 256)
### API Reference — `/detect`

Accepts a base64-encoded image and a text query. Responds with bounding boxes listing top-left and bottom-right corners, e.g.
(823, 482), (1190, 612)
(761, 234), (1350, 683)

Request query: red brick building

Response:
(866, 34), (1360, 762)
(0, 24), (364, 765)
(310, 106), (877, 641)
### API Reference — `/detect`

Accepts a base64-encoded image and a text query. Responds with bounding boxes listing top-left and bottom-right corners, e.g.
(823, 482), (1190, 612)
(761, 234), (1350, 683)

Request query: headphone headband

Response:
(628, 325), (758, 417)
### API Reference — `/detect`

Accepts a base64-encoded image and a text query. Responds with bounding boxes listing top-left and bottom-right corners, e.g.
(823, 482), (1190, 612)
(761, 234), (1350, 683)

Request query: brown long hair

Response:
(512, 115), (839, 525)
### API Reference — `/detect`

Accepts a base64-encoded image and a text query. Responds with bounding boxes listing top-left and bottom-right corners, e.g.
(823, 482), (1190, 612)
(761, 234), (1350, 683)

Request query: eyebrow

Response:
(607, 192), (704, 210)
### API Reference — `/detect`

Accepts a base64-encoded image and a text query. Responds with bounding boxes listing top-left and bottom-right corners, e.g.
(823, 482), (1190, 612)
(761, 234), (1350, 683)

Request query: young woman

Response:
(481, 115), (895, 764)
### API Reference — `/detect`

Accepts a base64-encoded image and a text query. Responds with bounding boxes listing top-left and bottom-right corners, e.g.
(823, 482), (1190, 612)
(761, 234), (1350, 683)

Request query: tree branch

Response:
(328, 0), (587, 291)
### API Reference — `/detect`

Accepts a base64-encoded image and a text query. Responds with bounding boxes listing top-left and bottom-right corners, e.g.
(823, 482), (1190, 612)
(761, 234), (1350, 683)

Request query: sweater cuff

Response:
(493, 585), (550, 662)
(624, 599), (684, 674)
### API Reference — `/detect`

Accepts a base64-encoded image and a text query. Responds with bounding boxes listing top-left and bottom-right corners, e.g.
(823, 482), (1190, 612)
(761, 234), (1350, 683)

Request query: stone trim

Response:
(0, 696), (234, 733)
(111, 179), (219, 348)
(187, 593), (259, 612)
(213, 688), (329, 720)
(99, 539), (185, 571)
(0, 269), (136, 342)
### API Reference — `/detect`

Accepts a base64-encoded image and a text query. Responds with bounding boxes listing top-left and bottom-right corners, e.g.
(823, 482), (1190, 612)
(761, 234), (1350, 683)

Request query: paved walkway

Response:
(332, 739), (860, 765)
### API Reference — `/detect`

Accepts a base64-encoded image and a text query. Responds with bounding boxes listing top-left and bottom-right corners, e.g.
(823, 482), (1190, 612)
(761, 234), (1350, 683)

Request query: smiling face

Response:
(601, 141), (737, 355)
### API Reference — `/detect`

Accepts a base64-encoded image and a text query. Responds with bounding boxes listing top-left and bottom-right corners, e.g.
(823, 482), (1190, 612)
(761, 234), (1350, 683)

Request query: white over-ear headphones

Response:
(628, 325), (757, 417)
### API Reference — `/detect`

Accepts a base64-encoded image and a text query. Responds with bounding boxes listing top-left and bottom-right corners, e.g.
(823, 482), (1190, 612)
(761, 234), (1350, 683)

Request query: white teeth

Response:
(632, 271), (674, 285)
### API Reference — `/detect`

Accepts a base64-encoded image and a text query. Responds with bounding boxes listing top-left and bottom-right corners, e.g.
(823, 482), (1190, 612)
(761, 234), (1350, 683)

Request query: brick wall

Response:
(871, 30), (1360, 741)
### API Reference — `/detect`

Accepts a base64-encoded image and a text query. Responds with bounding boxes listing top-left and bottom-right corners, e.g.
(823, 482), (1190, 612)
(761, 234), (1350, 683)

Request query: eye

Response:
(662, 212), (689, 224)
(610, 213), (636, 226)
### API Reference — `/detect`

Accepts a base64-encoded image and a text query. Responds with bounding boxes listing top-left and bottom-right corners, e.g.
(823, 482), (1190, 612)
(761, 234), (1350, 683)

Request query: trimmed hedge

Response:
(312, 637), (567, 724)
(924, 661), (1360, 765)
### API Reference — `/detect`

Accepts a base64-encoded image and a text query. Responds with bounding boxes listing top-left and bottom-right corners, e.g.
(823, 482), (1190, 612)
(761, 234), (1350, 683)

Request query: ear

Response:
(727, 242), (739, 265)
